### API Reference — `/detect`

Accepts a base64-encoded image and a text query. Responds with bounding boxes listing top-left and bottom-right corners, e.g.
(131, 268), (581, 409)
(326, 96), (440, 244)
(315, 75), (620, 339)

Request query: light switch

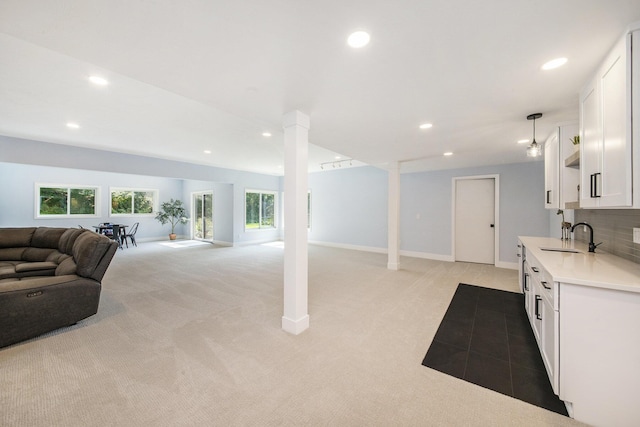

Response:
(634, 228), (640, 244)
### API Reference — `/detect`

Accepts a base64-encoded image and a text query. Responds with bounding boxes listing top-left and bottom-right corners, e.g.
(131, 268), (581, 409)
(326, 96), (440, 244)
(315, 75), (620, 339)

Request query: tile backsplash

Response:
(574, 209), (640, 264)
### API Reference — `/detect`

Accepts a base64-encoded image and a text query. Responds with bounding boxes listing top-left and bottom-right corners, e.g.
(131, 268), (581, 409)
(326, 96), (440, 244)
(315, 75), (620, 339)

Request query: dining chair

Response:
(123, 222), (139, 247)
(109, 224), (123, 249)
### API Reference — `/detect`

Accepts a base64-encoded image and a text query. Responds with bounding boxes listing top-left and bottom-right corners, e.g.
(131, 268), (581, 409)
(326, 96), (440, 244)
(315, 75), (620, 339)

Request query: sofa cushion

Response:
(22, 247), (56, 262)
(0, 228), (36, 248)
(72, 232), (113, 278)
(58, 228), (87, 255)
(31, 227), (68, 249)
(55, 257), (77, 276)
(0, 248), (27, 261)
(46, 251), (71, 264)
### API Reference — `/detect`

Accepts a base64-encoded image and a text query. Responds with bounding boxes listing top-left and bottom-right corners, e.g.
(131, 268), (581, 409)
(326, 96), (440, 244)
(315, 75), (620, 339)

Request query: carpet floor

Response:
(422, 283), (568, 416)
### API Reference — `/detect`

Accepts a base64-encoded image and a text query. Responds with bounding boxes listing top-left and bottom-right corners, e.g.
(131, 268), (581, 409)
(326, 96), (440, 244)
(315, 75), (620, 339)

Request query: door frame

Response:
(191, 191), (214, 242)
(451, 174), (500, 266)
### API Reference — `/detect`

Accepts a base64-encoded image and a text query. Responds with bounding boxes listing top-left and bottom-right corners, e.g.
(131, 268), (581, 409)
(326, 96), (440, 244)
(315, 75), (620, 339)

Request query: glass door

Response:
(192, 192), (213, 241)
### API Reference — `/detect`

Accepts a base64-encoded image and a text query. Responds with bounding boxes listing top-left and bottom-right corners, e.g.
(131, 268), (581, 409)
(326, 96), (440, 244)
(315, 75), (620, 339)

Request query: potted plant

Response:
(155, 198), (189, 240)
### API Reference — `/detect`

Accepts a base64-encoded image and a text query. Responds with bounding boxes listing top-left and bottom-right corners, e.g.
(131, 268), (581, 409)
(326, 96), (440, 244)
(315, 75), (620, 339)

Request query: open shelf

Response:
(565, 150), (580, 168)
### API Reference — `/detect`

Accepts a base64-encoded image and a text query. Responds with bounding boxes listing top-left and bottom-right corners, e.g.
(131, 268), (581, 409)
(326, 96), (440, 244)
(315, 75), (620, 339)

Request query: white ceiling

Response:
(1, 1), (639, 175)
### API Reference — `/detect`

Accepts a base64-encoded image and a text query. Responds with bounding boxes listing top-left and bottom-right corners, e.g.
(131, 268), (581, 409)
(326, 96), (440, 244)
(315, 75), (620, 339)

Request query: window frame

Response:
(35, 183), (100, 219)
(109, 187), (159, 217)
(245, 189), (278, 231)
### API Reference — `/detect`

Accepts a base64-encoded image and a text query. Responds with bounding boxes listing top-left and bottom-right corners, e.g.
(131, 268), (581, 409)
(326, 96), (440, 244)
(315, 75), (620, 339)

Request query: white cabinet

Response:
(579, 33), (633, 207)
(544, 131), (559, 208)
(544, 123), (579, 209)
(559, 283), (640, 427)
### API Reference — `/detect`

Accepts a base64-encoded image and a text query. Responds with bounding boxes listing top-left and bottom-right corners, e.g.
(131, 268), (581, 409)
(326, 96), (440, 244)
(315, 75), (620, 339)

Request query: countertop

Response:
(519, 236), (640, 294)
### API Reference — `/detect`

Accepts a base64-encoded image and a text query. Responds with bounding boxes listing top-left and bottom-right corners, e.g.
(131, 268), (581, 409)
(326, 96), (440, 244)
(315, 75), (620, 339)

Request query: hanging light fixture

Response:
(526, 113), (543, 157)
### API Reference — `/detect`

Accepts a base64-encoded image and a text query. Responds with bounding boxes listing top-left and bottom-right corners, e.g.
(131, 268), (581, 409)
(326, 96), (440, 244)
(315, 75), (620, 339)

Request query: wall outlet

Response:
(634, 228), (640, 244)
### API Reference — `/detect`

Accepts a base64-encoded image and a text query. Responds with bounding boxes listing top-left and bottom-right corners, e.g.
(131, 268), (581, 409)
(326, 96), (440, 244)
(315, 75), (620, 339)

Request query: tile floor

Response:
(422, 283), (568, 416)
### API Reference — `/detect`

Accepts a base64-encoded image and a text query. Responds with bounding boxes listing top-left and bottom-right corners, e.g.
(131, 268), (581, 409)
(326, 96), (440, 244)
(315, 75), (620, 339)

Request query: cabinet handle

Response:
(546, 190), (551, 204)
(591, 173), (601, 198)
(542, 281), (551, 290)
(532, 267), (539, 273)
(535, 295), (542, 320)
(524, 273), (529, 291)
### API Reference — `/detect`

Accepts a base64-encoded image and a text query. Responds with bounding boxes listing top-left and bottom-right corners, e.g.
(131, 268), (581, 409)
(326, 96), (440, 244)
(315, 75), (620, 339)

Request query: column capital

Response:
(283, 110), (310, 130)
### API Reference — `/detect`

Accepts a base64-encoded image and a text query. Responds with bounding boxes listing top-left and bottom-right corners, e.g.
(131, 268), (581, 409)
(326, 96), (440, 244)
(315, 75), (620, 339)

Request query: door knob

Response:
(490, 224), (495, 228)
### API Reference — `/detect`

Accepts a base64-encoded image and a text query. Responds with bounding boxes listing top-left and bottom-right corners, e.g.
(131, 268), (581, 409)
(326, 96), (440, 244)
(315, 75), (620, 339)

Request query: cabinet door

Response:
(544, 130), (559, 209)
(540, 291), (557, 394)
(579, 76), (601, 208)
(599, 34), (632, 207)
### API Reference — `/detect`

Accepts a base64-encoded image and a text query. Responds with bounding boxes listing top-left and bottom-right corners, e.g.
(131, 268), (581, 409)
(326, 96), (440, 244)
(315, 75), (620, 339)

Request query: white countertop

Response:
(519, 236), (640, 293)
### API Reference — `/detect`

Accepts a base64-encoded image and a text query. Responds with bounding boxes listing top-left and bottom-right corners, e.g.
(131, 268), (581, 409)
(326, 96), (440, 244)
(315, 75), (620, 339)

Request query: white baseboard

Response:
(308, 240), (387, 254)
(399, 249), (455, 262)
(495, 261), (518, 270)
(281, 315), (309, 335)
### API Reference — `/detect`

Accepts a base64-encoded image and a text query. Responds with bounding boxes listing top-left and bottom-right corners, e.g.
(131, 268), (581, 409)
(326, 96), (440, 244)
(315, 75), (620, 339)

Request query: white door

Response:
(455, 178), (495, 264)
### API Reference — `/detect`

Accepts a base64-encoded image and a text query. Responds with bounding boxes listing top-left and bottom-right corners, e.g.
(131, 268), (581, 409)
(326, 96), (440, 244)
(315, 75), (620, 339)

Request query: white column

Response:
(387, 162), (400, 270)
(282, 110), (310, 334)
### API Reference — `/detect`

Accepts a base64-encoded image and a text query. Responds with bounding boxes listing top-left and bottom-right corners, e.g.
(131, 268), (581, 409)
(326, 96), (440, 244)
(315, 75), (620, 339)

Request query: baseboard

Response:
(308, 240), (387, 254)
(495, 261), (518, 270)
(281, 314), (309, 335)
(399, 249), (455, 262)
(212, 240), (233, 247)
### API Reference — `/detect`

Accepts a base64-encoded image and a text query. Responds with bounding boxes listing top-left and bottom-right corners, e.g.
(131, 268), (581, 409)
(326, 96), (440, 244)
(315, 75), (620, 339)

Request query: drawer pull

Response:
(542, 281), (551, 290)
(532, 267), (539, 273)
(535, 295), (542, 320)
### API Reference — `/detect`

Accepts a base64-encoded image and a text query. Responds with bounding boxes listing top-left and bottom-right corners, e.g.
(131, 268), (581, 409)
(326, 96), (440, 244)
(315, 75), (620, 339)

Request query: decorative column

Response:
(282, 110), (310, 334)
(387, 161), (400, 270)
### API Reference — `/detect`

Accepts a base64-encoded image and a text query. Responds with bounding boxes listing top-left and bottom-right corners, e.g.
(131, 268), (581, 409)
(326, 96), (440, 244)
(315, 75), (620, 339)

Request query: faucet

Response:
(571, 222), (601, 253)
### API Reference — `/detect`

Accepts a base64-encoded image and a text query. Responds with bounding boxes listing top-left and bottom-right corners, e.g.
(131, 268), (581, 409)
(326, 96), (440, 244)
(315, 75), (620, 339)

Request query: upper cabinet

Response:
(544, 123), (579, 209)
(579, 31), (636, 208)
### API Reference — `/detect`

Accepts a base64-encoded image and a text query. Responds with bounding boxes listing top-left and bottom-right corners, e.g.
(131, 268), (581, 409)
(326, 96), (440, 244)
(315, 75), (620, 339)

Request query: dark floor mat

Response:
(422, 283), (568, 416)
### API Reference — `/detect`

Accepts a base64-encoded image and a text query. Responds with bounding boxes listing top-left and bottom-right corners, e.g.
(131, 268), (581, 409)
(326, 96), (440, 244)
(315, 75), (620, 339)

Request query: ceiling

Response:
(1, 1), (639, 175)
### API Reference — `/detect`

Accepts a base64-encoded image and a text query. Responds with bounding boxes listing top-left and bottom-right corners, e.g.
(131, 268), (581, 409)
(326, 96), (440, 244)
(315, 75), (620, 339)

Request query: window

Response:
(36, 184), (99, 218)
(110, 188), (157, 216)
(245, 190), (277, 229)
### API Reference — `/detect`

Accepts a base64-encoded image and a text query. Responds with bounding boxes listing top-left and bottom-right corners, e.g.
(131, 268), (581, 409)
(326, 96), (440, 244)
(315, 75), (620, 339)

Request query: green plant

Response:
(155, 198), (189, 234)
(570, 135), (580, 145)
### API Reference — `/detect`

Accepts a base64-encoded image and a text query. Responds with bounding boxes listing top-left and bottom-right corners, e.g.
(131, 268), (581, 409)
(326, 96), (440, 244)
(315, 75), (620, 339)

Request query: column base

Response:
(282, 314), (309, 335)
(387, 261), (400, 270)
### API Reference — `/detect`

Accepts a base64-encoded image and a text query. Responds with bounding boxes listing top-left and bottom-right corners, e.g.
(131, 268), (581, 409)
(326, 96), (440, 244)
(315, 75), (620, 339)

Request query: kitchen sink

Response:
(540, 247), (582, 254)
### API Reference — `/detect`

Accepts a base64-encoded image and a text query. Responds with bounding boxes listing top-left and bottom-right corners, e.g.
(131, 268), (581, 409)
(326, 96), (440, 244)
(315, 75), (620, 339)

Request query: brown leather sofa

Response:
(0, 227), (118, 348)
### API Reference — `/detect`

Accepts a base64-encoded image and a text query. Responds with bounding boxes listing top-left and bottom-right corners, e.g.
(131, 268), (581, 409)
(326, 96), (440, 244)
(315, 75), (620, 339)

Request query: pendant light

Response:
(526, 113), (543, 157)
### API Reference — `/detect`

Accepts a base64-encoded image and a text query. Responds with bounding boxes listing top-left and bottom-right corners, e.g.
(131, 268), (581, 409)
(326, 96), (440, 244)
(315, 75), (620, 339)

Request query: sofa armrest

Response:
(15, 262), (58, 273)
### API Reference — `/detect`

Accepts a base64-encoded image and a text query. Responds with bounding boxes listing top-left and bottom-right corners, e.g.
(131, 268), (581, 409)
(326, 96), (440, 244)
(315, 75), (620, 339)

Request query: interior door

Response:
(193, 192), (213, 241)
(455, 178), (495, 264)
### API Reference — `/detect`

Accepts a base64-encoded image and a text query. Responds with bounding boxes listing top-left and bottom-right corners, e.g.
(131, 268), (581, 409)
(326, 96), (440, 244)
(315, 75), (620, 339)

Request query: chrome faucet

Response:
(571, 222), (601, 253)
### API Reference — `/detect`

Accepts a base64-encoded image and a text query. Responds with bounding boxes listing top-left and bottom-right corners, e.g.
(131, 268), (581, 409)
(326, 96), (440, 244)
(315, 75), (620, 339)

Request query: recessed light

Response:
(262, 132), (272, 137)
(88, 75), (109, 86)
(443, 152), (453, 156)
(517, 139), (530, 144)
(542, 57), (568, 70)
(347, 31), (370, 48)
(66, 122), (80, 129)
(419, 123), (433, 129)
(203, 150), (212, 154)
(335, 156), (341, 160)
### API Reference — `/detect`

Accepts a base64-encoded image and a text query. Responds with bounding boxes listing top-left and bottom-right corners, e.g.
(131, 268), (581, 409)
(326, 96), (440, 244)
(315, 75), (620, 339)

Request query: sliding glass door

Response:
(192, 192), (213, 241)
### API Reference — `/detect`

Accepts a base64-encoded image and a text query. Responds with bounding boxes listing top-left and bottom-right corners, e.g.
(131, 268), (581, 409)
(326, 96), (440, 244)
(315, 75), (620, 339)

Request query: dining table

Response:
(92, 224), (128, 246)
